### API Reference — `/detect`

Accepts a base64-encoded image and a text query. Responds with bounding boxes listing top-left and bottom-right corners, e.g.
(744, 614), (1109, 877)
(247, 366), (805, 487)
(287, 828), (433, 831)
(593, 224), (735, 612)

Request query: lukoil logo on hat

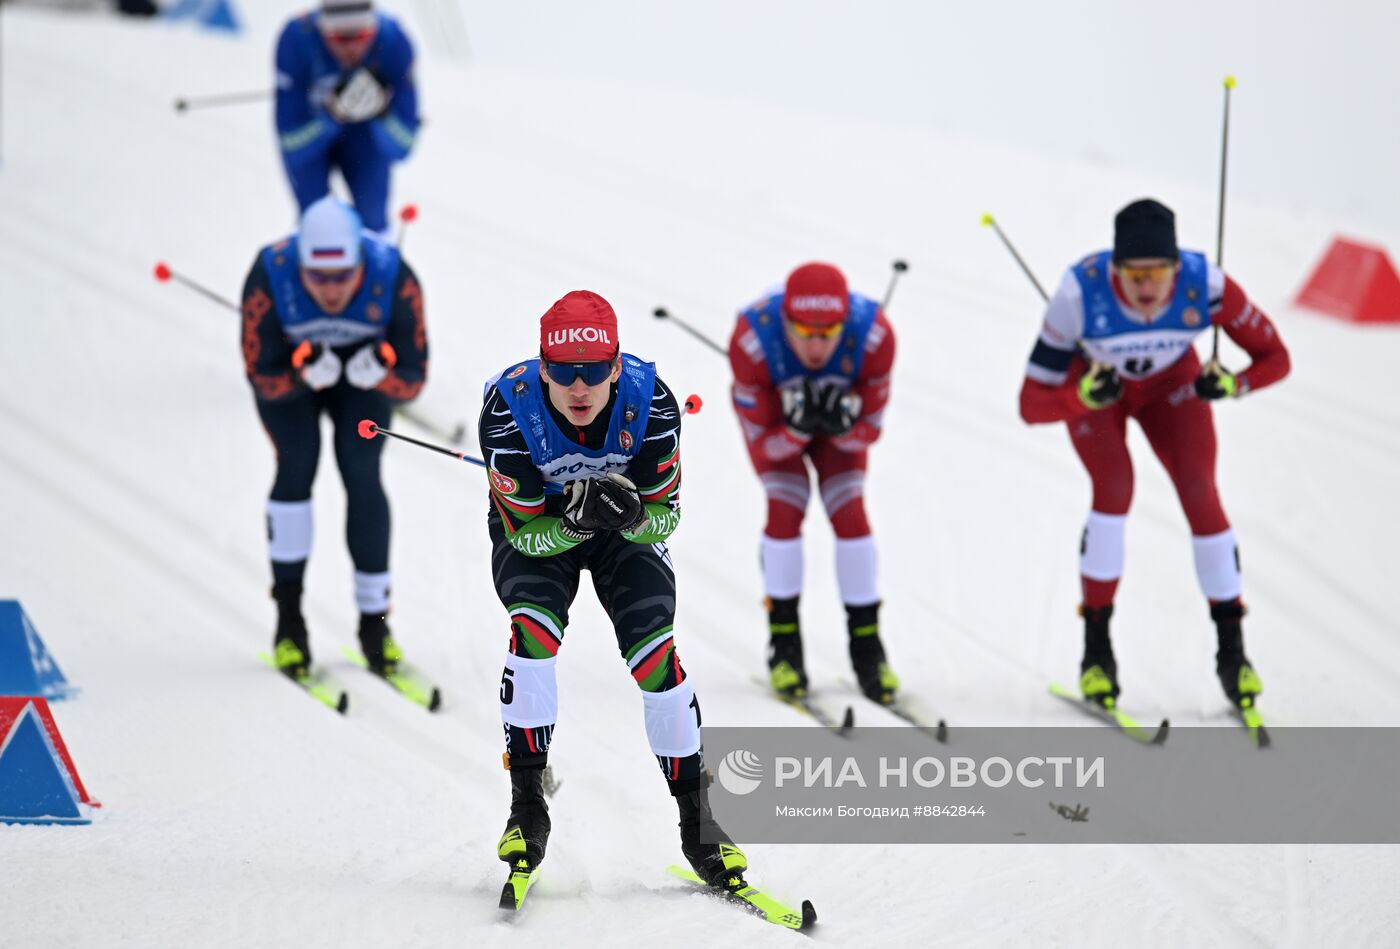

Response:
(783, 262), (849, 325)
(716, 749), (764, 796)
(298, 196), (364, 269)
(539, 290), (620, 363)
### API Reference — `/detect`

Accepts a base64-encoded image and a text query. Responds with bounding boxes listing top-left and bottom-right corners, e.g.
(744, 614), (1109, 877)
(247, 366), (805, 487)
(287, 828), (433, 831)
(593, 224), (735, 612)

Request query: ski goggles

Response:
(542, 358), (617, 387)
(1115, 262), (1177, 283)
(786, 318), (844, 340)
(302, 267), (361, 286)
(327, 27), (375, 43)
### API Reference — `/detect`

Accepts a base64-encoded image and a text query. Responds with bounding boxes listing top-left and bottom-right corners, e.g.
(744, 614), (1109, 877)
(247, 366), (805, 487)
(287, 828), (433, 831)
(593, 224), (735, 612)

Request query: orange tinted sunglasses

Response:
(1116, 263), (1177, 283)
(787, 319), (844, 340)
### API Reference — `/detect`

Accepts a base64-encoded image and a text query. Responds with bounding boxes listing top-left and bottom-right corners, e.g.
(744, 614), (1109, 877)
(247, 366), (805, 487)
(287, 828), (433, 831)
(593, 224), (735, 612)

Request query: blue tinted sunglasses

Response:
(543, 359), (616, 387)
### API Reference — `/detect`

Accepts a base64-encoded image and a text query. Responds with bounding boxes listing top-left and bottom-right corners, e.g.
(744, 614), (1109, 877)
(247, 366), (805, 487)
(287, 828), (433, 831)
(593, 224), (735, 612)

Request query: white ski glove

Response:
(327, 68), (389, 123)
(293, 342), (342, 391)
(345, 342), (393, 390)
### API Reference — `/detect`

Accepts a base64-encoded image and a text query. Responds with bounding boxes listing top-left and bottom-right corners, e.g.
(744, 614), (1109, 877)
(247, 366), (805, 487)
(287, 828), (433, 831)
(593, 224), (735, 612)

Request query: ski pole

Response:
(173, 89), (271, 113)
(358, 396), (703, 464)
(1210, 75), (1237, 366)
(358, 419), (487, 467)
(652, 307), (727, 357)
(881, 259), (910, 311)
(153, 261), (240, 311)
(981, 213), (1050, 303)
(386, 206), (465, 444)
(395, 204), (418, 250)
(982, 214), (1117, 377)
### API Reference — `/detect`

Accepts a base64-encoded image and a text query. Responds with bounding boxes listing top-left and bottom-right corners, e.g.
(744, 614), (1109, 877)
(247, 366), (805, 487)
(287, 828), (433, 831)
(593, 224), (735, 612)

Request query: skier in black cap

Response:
(1017, 198), (1291, 716)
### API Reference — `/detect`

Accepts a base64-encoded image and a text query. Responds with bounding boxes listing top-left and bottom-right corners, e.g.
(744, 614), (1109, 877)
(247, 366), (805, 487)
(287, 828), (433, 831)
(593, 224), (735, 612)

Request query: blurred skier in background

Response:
(1018, 198), (1290, 713)
(274, 0), (420, 233)
(478, 292), (748, 903)
(240, 196), (428, 680)
(728, 263), (900, 705)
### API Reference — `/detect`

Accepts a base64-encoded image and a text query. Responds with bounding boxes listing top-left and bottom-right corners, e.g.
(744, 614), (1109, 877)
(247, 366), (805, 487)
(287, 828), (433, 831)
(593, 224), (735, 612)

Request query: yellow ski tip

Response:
(1223, 75), (1237, 89)
(980, 212), (995, 227)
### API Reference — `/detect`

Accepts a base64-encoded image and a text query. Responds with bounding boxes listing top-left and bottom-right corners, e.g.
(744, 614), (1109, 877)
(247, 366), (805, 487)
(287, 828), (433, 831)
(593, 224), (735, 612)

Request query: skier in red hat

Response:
(728, 263), (900, 705)
(478, 291), (747, 906)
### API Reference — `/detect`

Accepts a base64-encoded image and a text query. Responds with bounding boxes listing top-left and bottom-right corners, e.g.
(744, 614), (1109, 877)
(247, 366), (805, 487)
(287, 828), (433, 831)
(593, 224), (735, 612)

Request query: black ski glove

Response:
(781, 378), (825, 436)
(811, 383), (862, 436)
(563, 473), (646, 533)
(1194, 361), (1241, 400)
(1077, 361), (1123, 410)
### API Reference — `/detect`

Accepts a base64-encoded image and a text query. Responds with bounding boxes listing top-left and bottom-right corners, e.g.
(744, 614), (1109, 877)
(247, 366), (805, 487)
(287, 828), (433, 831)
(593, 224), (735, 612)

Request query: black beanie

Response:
(1113, 199), (1178, 263)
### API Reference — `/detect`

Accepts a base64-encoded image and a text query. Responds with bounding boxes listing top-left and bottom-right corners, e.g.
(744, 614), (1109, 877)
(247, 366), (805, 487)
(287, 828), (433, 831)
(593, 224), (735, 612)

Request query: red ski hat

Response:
(539, 290), (620, 363)
(783, 262), (849, 327)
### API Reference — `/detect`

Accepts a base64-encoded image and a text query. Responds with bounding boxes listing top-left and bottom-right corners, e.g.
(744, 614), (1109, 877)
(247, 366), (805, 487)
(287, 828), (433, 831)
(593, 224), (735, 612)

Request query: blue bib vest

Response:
(261, 233), (402, 349)
(493, 354), (657, 495)
(742, 291), (878, 387)
(1073, 250), (1212, 380)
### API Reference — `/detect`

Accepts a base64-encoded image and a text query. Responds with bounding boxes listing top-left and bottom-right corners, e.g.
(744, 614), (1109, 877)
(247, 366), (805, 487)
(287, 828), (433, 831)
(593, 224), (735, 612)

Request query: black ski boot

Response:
(766, 596), (808, 697)
(677, 785), (748, 888)
(271, 582), (310, 678)
(358, 612), (404, 676)
(497, 765), (551, 869)
(1212, 600), (1262, 707)
(1079, 604), (1120, 706)
(847, 603), (899, 704)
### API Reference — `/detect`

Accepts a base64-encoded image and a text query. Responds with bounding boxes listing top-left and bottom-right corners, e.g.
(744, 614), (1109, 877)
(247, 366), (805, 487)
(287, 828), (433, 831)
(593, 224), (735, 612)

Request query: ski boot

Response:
(1212, 600), (1262, 708)
(677, 785), (748, 889)
(271, 581), (310, 679)
(847, 603), (899, 705)
(498, 765), (551, 867)
(766, 596), (808, 697)
(1079, 604), (1120, 708)
(358, 612), (404, 676)
(498, 764), (551, 909)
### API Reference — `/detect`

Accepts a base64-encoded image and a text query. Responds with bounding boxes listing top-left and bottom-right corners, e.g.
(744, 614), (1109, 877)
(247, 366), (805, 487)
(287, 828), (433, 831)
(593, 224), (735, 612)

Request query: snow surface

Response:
(2, 2), (1399, 946)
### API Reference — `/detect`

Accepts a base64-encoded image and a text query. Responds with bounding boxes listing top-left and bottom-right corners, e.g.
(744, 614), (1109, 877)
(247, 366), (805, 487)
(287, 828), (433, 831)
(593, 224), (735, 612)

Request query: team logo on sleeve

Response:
(1183, 307), (1201, 327)
(620, 430), (634, 451)
(489, 470), (519, 495)
(506, 364), (529, 380)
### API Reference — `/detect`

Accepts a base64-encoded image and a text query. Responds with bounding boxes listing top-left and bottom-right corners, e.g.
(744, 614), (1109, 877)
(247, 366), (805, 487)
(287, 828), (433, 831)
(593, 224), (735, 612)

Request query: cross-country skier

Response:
(274, 0), (420, 233)
(1018, 198), (1290, 712)
(479, 290), (746, 898)
(241, 195), (428, 680)
(728, 262), (899, 704)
